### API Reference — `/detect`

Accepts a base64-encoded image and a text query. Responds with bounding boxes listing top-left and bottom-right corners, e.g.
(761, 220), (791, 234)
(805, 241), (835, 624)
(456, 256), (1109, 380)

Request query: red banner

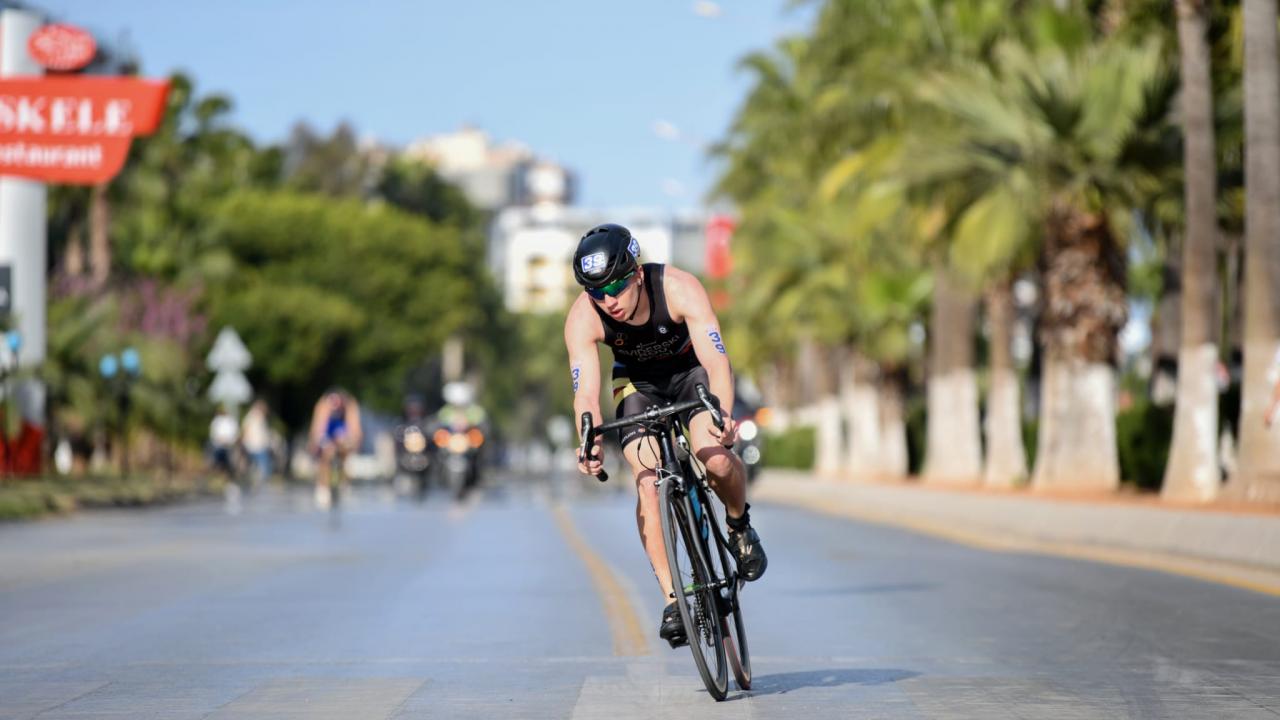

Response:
(705, 214), (736, 280)
(0, 76), (170, 184)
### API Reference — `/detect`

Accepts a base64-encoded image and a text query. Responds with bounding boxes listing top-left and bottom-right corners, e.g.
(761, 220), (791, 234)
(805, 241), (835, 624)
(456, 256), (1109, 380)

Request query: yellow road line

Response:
(769, 493), (1280, 598)
(551, 504), (649, 656)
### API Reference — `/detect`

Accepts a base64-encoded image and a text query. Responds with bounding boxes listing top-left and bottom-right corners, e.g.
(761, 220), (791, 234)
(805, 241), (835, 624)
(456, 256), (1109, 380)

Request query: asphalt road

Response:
(1, 474), (1278, 719)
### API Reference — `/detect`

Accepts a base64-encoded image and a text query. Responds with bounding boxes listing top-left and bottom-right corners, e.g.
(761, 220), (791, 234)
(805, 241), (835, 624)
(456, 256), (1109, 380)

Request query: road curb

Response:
(754, 472), (1280, 598)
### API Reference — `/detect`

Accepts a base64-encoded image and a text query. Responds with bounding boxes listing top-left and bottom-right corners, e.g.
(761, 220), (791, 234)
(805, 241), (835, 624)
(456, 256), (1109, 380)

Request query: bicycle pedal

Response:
(666, 635), (689, 649)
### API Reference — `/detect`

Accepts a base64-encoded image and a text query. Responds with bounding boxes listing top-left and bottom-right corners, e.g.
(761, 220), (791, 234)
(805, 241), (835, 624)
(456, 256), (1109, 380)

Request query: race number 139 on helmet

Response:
(573, 223), (641, 291)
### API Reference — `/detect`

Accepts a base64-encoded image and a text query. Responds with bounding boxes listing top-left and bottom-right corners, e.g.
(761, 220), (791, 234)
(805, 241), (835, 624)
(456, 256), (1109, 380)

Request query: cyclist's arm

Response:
(666, 267), (735, 418)
(345, 399), (363, 450)
(565, 294), (605, 430)
(307, 400), (326, 448)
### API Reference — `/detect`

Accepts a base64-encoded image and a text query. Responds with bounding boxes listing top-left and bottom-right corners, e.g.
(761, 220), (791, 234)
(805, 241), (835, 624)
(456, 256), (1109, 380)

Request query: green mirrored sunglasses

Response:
(586, 271), (636, 300)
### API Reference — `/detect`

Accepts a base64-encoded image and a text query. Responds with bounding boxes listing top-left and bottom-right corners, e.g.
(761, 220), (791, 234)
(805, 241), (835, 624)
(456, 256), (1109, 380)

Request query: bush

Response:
(1116, 400), (1174, 491)
(761, 426), (816, 470)
(0, 475), (210, 521)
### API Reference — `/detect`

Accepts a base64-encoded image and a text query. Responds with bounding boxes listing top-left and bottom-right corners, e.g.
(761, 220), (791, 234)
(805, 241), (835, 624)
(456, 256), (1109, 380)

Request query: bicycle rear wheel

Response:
(701, 483), (751, 690)
(660, 473), (728, 700)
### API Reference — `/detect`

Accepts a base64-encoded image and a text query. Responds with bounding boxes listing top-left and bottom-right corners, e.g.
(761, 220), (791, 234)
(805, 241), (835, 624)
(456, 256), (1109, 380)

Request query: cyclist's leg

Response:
(687, 410), (747, 519)
(622, 435), (674, 603)
(315, 443), (335, 499)
(615, 376), (678, 603)
(670, 366), (747, 518)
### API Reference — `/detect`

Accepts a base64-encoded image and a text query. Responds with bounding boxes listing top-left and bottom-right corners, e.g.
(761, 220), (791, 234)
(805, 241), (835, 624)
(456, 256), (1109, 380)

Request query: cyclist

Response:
(308, 388), (363, 508)
(564, 223), (767, 647)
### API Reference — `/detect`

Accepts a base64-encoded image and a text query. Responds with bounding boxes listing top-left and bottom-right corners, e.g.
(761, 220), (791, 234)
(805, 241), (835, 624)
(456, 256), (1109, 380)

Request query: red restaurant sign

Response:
(27, 24), (97, 72)
(0, 77), (169, 184)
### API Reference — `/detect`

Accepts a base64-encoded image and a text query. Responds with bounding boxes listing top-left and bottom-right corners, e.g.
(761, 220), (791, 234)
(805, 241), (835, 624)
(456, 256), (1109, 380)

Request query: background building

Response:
(492, 205), (710, 314)
(404, 126), (574, 211)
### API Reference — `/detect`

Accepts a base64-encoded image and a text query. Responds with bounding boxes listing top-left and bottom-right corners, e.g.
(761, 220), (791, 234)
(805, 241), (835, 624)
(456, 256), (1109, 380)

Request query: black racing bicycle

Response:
(580, 384), (751, 701)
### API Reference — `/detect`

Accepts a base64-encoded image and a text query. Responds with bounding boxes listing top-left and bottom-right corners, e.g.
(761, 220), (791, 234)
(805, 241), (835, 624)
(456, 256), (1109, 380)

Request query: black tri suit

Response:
(591, 263), (714, 448)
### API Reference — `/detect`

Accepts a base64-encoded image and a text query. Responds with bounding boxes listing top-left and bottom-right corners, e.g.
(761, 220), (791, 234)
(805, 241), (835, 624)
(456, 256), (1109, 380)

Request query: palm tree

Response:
(1228, 0), (1280, 502)
(912, 23), (1175, 491)
(1162, 0), (1221, 501)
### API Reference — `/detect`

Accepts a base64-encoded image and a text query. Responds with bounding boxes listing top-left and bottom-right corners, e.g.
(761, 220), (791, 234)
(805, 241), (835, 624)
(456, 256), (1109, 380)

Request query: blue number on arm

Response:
(571, 366), (581, 393)
(707, 330), (726, 354)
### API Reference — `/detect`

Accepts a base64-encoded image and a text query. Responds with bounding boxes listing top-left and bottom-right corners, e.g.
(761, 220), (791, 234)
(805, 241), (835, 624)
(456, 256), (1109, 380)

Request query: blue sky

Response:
(41, 0), (813, 210)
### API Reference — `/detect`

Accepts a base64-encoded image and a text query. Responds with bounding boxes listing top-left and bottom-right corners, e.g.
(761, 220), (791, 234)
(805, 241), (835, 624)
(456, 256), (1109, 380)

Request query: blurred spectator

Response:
(241, 399), (273, 483)
(209, 406), (239, 478)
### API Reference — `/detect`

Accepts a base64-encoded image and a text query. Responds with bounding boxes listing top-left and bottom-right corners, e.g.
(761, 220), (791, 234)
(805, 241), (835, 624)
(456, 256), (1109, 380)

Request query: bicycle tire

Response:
(701, 483), (751, 690)
(660, 469), (728, 700)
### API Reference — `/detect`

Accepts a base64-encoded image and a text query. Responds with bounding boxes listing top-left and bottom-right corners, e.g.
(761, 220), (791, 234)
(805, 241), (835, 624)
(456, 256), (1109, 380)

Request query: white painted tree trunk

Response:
(813, 394), (844, 477)
(879, 379), (909, 480)
(841, 357), (882, 479)
(1229, 0), (1280, 503)
(924, 369), (983, 484)
(1031, 357), (1119, 491)
(1162, 344), (1221, 501)
(984, 368), (1027, 488)
(1231, 338), (1280, 501)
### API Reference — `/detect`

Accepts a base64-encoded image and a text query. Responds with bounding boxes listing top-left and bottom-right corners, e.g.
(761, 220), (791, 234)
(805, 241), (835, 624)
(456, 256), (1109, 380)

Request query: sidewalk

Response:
(753, 470), (1280, 596)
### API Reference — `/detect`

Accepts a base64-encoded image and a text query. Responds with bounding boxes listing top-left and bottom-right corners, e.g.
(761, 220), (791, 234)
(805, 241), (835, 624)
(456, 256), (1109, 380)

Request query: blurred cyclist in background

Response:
(308, 388), (363, 508)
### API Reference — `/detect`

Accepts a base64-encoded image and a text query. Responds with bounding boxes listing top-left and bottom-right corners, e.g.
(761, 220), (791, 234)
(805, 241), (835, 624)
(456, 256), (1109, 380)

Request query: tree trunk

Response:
(88, 183), (110, 288)
(984, 280), (1028, 488)
(803, 339), (843, 476)
(879, 367), (909, 480)
(1229, 0), (1280, 502)
(814, 393), (844, 476)
(1150, 233), (1181, 406)
(924, 266), (983, 484)
(63, 225), (85, 278)
(1223, 233), (1243, 358)
(1032, 204), (1126, 491)
(842, 349), (882, 479)
(1164, 0), (1222, 502)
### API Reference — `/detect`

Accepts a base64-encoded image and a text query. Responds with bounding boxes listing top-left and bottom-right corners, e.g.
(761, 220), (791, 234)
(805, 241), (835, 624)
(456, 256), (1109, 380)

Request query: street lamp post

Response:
(1, 330), (19, 476)
(98, 349), (141, 477)
(98, 353), (118, 475)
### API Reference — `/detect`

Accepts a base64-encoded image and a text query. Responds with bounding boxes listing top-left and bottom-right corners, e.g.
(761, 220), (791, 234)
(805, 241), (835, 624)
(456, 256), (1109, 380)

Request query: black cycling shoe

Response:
(659, 601), (688, 648)
(728, 525), (768, 581)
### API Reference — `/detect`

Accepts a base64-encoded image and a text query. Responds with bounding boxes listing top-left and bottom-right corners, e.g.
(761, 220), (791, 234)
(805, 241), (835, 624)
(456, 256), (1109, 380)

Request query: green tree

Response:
(910, 15), (1176, 490)
(204, 191), (499, 430)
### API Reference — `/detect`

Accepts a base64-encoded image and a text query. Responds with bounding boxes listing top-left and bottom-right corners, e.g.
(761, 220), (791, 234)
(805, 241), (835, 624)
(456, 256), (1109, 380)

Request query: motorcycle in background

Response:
(394, 395), (433, 500)
(431, 382), (488, 499)
(732, 379), (767, 484)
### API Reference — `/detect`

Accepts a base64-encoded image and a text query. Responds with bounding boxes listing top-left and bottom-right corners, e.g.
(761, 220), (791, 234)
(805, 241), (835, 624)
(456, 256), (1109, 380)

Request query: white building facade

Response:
(404, 126), (574, 211)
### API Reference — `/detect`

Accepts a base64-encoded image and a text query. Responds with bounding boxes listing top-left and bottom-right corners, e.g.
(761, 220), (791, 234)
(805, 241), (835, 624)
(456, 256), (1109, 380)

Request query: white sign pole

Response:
(0, 8), (48, 424)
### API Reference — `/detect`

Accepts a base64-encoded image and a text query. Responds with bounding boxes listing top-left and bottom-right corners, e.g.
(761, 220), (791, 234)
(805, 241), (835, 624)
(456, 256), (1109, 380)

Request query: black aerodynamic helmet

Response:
(572, 223), (640, 288)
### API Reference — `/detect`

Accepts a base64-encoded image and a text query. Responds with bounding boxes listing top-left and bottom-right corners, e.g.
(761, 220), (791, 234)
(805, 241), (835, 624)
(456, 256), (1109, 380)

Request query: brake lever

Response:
(578, 412), (609, 483)
(695, 384), (725, 432)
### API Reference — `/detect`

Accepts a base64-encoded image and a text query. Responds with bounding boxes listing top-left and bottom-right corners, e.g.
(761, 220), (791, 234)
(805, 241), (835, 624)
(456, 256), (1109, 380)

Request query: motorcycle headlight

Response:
(404, 429), (426, 453)
(447, 433), (470, 453)
(738, 420), (758, 441)
(743, 446), (761, 465)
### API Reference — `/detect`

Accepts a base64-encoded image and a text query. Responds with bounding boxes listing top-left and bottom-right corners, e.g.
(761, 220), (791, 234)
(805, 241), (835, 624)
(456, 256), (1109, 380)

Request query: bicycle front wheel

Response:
(660, 474), (728, 700)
